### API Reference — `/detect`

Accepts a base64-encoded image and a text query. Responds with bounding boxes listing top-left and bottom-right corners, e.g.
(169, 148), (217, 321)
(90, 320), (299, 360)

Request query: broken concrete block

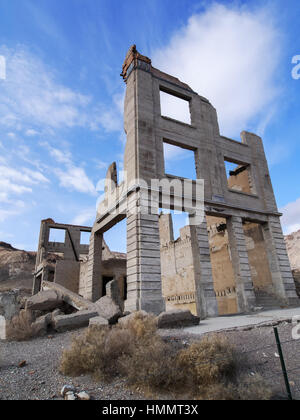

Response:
(0, 290), (21, 320)
(26, 290), (63, 312)
(89, 316), (109, 327)
(0, 315), (6, 340)
(51, 308), (63, 318)
(93, 295), (122, 324)
(156, 309), (200, 329)
(118, 310), (148, 325)
(32, 316), (48, 337)
(53, 309), (98, 332)
(42, 281), (93, 311)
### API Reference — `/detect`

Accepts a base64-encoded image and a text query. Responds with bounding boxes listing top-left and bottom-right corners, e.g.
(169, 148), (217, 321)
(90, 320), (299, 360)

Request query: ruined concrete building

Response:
(33, 45), (299, 319)
(33, 219), (127, 304)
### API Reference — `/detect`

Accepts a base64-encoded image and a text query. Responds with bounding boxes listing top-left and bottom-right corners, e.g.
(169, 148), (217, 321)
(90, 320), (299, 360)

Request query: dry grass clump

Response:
(6, 310), (36, 342)
(177, 334), (238, 387)
(198, 374), (272, 401)
(60, 325), (133, 379)
(60, 313), (272, 400)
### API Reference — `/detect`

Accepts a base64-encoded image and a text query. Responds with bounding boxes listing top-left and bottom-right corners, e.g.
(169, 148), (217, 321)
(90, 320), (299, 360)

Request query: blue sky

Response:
(0, 0), (300, 252)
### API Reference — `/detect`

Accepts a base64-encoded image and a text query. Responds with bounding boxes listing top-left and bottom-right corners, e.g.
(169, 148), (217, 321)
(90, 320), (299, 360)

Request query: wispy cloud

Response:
(40, 141), (97, 195)
(72, 207), (96, 226)
(0, 45), (123, 134)
(153, 4), (282, 138)
(280, 197), (300, 234)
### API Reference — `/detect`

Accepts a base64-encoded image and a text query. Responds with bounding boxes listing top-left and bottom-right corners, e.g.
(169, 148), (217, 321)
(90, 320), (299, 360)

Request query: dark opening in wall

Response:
(102, 275), (114, 296)
(160, 90), (191, 124)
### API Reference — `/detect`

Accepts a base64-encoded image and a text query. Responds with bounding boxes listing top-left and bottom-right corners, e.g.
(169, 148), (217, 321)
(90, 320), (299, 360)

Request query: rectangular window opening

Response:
(80, 231), (91, 245)
(163, 141), (197, 180)
(49, 228), (66, 243)
(224, 159), (256, 195)
(160, 90), (191, 124)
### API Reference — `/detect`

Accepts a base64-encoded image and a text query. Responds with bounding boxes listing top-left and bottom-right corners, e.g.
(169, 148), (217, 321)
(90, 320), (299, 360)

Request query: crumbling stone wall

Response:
(159, 214), (197, 315)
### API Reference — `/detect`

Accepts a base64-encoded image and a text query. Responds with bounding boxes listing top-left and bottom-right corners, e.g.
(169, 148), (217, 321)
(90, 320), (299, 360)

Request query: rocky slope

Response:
(0, 242), (35, 291)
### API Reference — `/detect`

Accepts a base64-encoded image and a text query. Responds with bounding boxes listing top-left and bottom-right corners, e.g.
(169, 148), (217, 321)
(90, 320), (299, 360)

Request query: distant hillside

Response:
(0, 242), (35, 291)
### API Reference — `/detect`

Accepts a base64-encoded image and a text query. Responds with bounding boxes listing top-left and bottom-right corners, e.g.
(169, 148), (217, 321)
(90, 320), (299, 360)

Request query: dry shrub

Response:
(59, 314), (272, 400)
(121, 311), (157, 341)
(6, 310), (36, 342)
(60, 325), (133, 379)
(198, 374), (272, 401)
(177, 334), (238, 387)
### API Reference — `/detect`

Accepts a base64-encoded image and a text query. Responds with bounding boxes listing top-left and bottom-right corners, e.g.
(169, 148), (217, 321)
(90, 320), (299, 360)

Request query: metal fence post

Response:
(274, 327), (293, 400)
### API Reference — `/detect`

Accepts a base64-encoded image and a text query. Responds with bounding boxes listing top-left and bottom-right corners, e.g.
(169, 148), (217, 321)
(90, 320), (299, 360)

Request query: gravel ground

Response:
(1, 321), (299, 400)
(0, 329), (146, 401)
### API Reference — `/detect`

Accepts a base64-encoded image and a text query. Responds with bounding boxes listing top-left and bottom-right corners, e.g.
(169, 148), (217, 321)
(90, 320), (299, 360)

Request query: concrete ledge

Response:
(53, 310), (99, 332)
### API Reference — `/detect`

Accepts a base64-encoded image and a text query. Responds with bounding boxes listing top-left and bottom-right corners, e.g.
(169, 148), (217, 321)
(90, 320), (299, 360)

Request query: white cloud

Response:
(0, 163), (49, 222)
(55, 166), (96, 196)
(40, 141), (96, 195)
(0, 200), (25, 223)
(152, 4), (281, 137)
(0, 45), (123, 134)
(72, 207), (96, 226)
(280, 198), (300, 234)
(25, 129), (39, 136)
(0, 165), (49, 186)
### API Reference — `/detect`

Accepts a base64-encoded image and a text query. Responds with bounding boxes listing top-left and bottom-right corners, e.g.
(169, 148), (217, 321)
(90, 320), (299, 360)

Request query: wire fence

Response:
(189, 322), (300, 400)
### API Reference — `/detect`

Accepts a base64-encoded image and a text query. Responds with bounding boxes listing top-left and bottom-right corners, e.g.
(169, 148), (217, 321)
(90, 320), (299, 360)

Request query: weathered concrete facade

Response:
(32, 219), (126, 301)
(84, 45), (298, 318)
(33, 46), (298, 319)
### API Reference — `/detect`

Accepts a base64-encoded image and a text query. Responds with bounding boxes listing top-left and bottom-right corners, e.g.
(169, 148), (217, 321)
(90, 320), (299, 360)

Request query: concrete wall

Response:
(85, 45), (298, 317)
(54, 260), (80, 294)
(159, 215), (197, 315)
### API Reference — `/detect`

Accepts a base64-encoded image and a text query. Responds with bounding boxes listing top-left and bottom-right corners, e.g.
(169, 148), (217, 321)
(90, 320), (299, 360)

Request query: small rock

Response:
(65, 391), (77, 401)
(274, 353), (280, 358)
(61, 384), (76, 397)
(18, 360), (27, 368)
(289, 381), (295, 387)
(76, 391), (90, 401)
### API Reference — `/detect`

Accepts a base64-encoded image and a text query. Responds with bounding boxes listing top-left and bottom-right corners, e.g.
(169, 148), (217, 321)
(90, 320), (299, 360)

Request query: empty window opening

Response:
(224, 159), (256, 194)
(104, 218), (126, 253)
(80, 231), (91, 245)
(207, 215), (238, 316)
(160, 90), (191, 124)
(49, 228), (66, 243)
(242, 221), (275, 307)
(163, 141), (197, 180)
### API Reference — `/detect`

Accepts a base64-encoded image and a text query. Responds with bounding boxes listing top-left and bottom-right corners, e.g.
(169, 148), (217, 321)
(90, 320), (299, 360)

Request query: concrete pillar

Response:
(84, 230), (103, 302)
(190, 215), (218, 319)
(262, 216), (298, 306)
(125, 193), (165, 314)
(227, 216), (256, 312)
